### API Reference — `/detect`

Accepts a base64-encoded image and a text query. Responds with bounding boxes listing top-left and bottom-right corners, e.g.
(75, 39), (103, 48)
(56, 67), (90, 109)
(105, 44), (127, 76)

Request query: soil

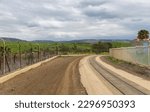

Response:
(0, 56), (87, 95)
(101, 56), (150, 81)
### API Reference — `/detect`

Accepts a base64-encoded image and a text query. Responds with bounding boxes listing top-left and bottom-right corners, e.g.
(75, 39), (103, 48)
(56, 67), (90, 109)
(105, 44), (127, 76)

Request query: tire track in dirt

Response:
(56, 57), (87, 94)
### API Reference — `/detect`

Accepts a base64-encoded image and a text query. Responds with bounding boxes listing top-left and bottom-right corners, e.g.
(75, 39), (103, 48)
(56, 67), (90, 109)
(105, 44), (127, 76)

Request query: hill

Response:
(0, 37), (131, 43)
(0, 37), (26, 42)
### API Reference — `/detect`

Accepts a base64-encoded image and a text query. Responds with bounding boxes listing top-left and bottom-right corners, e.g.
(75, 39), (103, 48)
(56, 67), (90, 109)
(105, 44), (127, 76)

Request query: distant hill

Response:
(32, 40), (54, 43)
(31, 39), (99, 43)
(59, 39), (131, 43)
(60, 39), (99, 43)
(1, 37), (26, 42)
(0, 37), (131, 43)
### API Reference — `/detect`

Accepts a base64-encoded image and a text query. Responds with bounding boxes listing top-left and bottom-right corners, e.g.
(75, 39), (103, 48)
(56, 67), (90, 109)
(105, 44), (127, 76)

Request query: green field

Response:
(0, 41), (92, 54)
(0, 41), (131, 54)
(111, 41), (132, 48)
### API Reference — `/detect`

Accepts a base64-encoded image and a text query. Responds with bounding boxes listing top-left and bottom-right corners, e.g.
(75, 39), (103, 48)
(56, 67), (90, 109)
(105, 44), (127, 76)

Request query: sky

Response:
(0, 0), (150, 41)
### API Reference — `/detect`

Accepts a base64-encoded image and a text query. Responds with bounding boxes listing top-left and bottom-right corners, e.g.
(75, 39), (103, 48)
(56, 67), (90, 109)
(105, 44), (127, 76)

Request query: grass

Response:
(100, 52), (109, 55)
(105, 56), (150, 77)
(107, 56), (133, 65)
(111, 41), (132, 48)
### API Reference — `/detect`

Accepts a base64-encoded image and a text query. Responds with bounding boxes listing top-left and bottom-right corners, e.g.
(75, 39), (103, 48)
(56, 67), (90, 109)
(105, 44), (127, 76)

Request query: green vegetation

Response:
(92, 42), (112, 54)
(137, 29), (149, 40)
(0, 41), (132, 54)
(105, 56), (150, 77)
(91, 41), (131, 54)
(107, 56), (126, 64)
(0, 41), (92, 54)
(111, 42), (131, 48)
(58, 43), (92, 54)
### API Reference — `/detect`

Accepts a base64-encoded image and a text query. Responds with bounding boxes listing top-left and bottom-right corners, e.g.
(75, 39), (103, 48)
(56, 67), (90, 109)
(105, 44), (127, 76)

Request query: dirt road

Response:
(0, 56), (87, 95)
(79, 55), (150, 95)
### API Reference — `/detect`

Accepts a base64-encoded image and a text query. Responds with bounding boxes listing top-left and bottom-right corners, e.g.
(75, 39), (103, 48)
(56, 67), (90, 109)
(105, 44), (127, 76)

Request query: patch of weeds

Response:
(107, 56), (121, 64)
(100, 52), (109, 55)
(104, 56), (150, 78)
(108, 56), (133, 66)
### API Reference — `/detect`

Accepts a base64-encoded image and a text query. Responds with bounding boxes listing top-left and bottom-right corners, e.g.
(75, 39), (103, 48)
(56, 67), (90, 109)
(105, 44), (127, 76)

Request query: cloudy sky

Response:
(0, 0), (150, 41)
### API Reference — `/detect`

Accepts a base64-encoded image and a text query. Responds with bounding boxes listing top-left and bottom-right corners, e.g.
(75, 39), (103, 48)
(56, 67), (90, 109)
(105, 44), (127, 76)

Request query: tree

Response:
(59, 44), (70, 54)
(137, 29), (149, 40)
(92, 42), (112, 54)
(72, 43), (78, 53)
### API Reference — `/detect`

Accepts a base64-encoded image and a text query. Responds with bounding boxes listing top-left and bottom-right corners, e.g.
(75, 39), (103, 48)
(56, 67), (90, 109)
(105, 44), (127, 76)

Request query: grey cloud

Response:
(131, 19), (143, 22)
(79, 0), (109, 7)
(83, 8), (118, 19)
(0, 0), (150, 40)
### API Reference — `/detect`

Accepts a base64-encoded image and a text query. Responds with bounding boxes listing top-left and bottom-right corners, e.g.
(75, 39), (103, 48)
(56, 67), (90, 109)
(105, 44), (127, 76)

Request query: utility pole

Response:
(36, 43), (40, 62)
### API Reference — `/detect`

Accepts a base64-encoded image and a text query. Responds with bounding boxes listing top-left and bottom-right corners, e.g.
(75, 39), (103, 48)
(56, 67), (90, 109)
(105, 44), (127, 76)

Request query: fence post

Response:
(18, 41), (22, 68)
(56, 43), (59, 55)
(0, 38), (6, 74)
(36, 43), (40, 62)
